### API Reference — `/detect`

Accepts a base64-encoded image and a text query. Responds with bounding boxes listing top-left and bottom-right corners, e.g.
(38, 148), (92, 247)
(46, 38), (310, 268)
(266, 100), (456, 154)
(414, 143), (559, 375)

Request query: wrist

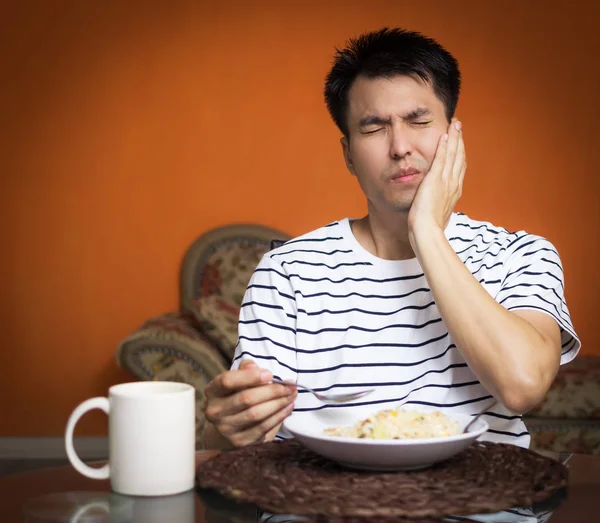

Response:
(409, 220), (446, 258)
(202, 421), (235, 451)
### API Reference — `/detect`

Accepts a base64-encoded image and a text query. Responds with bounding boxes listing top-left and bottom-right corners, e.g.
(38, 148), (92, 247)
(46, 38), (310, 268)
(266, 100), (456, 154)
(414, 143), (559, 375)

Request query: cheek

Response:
(419, 130), (445, 166)
(350, 140), (388, 171)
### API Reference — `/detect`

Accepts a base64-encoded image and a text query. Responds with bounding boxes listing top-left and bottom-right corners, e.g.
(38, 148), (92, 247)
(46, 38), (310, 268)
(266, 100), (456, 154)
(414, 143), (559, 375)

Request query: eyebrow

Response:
(358, 107), (433, 128)
(403, 107), (433, 120)
(358, 115), (391, 128)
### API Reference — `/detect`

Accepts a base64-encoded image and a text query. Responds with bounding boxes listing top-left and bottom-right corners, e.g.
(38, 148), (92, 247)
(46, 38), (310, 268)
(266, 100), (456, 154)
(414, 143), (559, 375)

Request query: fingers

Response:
(455, 130), (467, 197)
(203, 375), (298, 448)
(238, 359), (257, 370)
(429, 131), (449, 176)
(204, 362), (272, 399)
(430, 118), (465, 182)
(223, 392), (297, 432)
(227, 402), (296, 448)
(442, 119), (461, 180)
(444, 119), (466, 203)
(213, 382), (296, 418)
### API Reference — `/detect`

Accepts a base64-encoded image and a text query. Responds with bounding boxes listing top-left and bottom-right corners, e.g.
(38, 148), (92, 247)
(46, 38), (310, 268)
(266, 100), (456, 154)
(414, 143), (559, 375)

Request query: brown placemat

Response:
(196, 439), (567, 519)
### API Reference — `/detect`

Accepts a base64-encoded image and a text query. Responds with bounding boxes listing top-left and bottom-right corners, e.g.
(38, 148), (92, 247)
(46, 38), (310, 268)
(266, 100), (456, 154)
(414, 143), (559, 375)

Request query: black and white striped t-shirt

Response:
(231, 212), (581, 447)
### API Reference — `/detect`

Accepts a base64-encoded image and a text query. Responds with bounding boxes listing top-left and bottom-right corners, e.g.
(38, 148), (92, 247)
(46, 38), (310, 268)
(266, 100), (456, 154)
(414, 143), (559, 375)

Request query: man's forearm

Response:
(412, 225), (559, 413)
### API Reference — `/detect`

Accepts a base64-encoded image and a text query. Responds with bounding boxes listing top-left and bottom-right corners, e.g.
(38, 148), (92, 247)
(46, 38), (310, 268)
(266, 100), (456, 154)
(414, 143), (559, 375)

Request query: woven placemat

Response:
(196, 439), (567, 519)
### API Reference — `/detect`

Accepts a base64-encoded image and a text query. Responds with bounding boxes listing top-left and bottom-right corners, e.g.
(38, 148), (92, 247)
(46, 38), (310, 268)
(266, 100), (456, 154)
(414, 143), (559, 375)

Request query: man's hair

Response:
(324, 27), (461, 137)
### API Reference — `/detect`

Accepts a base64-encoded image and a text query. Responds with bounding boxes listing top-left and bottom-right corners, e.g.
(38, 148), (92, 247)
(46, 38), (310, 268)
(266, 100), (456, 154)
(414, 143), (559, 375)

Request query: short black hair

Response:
(324, 27), (461, 137)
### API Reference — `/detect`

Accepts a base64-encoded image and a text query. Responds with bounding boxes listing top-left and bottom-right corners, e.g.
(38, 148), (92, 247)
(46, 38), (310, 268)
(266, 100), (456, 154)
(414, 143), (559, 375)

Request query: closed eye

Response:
(360, 128), (384, 135)
(412, 121), (433, 126)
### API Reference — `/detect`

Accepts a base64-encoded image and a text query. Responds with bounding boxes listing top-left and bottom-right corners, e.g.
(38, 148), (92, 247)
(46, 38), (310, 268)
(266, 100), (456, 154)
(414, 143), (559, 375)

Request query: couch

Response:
(117, 224), (600, 454)
(524, 356), (600, 455)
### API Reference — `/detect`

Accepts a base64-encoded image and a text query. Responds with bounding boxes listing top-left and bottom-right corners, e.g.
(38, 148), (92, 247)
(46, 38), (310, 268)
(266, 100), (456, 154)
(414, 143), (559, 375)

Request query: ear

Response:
(341, 136), (356, 176)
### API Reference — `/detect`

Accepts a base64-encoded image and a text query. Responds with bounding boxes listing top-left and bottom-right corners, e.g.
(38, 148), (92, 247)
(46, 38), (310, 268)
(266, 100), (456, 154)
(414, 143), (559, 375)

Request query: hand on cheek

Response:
(408, 118), (467, 242)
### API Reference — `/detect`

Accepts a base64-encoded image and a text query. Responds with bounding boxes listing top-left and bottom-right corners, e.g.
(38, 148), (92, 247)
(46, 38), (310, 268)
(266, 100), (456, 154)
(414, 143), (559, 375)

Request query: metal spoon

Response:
(271, 377), (374, 405)
(464, 400), (498, 433)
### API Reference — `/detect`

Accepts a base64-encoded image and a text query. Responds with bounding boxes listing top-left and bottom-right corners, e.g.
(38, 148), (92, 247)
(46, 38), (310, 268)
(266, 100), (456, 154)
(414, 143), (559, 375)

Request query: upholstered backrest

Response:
(180, 224), (290, 359)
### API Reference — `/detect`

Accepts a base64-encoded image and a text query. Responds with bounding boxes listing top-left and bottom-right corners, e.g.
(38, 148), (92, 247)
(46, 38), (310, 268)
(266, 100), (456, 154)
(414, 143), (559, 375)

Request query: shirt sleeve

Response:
(230, 253), (298, 382)
(495, 234), (581, 364)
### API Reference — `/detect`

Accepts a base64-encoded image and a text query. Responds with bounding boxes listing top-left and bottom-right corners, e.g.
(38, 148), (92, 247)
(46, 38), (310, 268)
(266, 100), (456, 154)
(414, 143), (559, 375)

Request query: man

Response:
(202, 27), (580, 450)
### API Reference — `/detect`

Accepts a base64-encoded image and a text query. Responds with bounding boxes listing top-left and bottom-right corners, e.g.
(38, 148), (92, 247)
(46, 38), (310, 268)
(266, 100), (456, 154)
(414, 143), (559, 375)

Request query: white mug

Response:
(65, 381), (196, 496)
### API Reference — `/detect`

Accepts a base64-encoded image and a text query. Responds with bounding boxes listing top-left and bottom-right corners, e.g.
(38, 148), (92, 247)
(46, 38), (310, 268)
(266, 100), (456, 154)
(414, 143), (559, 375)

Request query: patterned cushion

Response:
(179, 224), (290, 355)
(527, 356), (600, 419)
(194, 240), (265, 306)
(528, 420), (600, 455)
(194, 294), (240, 360)
(117, 311), (228, 447)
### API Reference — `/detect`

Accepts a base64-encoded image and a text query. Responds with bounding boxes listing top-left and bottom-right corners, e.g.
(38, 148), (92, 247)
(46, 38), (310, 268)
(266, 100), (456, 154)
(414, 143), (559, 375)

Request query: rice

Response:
(323, 407), (461, 440)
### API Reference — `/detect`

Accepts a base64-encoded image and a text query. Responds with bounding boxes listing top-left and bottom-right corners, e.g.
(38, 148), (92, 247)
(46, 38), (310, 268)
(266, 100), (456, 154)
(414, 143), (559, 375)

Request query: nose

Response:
(389, 126), (413, 159)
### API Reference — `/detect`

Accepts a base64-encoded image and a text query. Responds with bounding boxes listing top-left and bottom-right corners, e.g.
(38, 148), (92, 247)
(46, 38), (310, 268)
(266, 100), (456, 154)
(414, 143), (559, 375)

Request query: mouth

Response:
(389, 168), (421, 184)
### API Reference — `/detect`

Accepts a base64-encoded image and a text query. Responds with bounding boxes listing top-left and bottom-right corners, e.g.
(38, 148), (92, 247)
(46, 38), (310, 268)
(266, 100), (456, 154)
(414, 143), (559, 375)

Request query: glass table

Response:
(0, 450), (597, 522)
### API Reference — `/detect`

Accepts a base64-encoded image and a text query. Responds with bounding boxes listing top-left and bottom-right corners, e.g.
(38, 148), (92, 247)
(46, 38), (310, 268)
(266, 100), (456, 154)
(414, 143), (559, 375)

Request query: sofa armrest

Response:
(117, 311), (229, 380)
(117, 311), (230, 448)
(525, 356), (600, 420)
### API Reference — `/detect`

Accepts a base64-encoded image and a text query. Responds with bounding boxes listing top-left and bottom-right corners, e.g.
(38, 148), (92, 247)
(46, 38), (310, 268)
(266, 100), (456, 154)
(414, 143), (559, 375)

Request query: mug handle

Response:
(68, 500), (109, 523)
(65, 397), (110, 479)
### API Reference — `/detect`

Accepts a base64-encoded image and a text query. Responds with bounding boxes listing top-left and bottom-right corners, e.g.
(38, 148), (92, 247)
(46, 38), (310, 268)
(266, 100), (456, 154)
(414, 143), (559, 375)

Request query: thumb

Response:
(239, 359), (258, 370)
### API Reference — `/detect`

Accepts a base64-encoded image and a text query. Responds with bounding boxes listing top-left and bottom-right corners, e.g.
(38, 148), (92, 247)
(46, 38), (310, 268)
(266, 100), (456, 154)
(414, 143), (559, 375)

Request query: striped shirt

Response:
(231, 212), (581, 447)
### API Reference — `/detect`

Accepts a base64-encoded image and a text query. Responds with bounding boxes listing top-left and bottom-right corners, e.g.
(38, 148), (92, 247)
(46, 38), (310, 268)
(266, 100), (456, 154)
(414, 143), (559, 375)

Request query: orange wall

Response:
(1, 1), (598, 436)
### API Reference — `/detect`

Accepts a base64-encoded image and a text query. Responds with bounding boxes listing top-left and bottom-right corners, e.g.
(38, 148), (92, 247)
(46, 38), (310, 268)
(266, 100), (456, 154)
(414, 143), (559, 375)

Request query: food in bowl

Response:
(284, 409), (488, 470)
(323, 407), (461, 440)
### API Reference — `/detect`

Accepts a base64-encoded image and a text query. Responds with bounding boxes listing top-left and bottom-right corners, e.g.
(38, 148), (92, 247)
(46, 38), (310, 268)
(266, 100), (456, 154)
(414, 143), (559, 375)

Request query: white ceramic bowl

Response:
(283, 407), (489, 471)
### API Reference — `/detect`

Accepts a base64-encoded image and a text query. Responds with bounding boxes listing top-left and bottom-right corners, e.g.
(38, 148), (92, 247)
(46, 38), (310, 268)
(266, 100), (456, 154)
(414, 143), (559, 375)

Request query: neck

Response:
(351, 208), (416, 261)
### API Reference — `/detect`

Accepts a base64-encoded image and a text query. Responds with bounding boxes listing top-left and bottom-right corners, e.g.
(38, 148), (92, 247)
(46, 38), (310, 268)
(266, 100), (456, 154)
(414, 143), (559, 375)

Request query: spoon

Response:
(271, 377), (374, 405)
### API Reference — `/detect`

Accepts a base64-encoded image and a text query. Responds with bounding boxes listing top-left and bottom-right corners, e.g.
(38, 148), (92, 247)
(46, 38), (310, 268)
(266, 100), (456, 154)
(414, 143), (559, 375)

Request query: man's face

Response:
(342, 74), (449, 213)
